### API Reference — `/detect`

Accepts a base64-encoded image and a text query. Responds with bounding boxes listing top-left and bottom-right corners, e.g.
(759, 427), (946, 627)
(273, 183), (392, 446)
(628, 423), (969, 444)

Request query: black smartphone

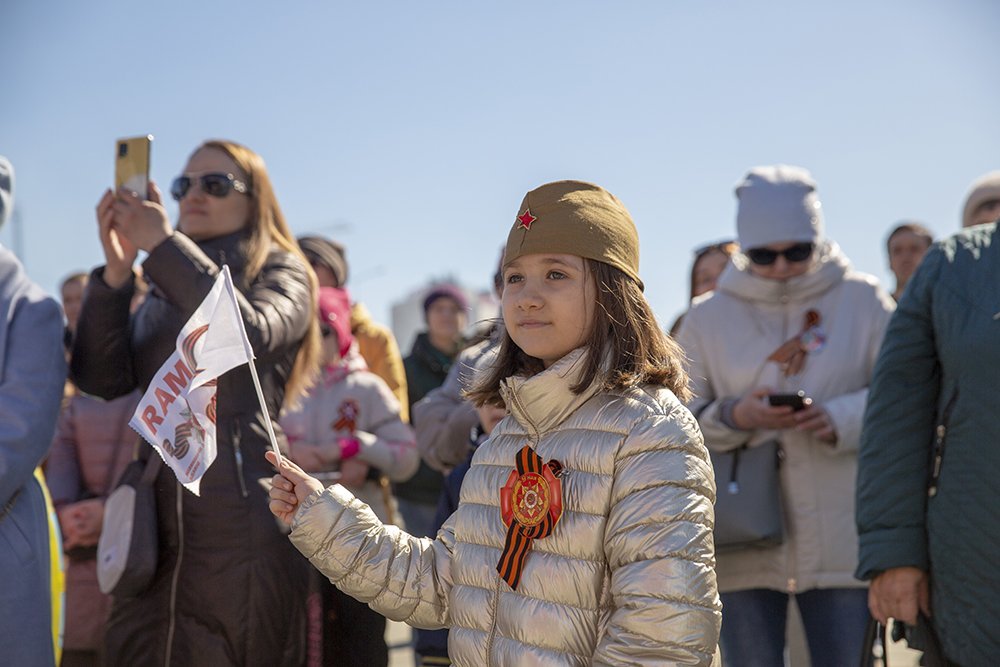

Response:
(115, 135), (153, 199)
(768, 391), (809, 411)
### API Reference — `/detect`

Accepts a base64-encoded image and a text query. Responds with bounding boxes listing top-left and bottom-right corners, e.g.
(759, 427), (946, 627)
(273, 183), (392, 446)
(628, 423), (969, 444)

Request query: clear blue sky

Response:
(3, 1), (998, 335)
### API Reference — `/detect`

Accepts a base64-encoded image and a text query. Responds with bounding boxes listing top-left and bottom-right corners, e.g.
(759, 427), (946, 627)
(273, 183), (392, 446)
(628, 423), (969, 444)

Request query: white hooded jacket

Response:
(676, 242), (894, 593)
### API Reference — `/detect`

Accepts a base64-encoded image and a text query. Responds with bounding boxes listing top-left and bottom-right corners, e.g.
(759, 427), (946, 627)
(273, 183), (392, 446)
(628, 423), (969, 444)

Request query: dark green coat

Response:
(396, 332), (457, 505)
(856, 223), (1000, 665)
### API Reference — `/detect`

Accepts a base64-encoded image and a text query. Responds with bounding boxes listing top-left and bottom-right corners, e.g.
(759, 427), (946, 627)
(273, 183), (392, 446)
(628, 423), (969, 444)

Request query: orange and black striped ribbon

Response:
(496, 446), (560, 590)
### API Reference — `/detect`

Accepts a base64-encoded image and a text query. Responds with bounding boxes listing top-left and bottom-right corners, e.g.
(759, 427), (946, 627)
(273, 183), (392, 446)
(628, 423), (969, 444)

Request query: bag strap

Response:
(140, 453), (162, 485)
(859, 615), (888, 667)
(102, 416), (136, 496)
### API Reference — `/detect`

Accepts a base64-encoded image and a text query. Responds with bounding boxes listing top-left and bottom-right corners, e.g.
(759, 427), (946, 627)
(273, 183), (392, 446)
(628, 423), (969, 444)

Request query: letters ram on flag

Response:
(130, 266), (253, 496)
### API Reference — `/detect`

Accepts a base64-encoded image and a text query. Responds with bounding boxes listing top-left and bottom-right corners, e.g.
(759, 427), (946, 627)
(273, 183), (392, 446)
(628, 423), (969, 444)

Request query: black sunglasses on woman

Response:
(170, 172), (249, 201)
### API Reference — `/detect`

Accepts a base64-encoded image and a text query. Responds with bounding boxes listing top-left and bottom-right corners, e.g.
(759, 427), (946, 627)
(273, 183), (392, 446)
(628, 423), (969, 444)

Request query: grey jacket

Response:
(0, 244), (67, 667)
(288, 348), (722, 665)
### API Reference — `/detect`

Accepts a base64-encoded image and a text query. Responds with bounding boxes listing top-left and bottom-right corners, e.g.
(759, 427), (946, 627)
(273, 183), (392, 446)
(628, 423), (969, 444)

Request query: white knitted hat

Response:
(735, 165), (824, 249)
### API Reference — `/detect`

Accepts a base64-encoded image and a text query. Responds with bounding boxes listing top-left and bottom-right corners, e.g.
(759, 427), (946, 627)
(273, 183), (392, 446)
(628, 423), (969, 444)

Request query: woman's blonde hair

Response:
(196, 140), (320, 408)
(466, 259), (690, 407)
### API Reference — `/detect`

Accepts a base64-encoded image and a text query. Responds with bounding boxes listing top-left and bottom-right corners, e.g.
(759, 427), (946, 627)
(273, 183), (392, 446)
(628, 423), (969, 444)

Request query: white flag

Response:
(130, 266), (254, 495)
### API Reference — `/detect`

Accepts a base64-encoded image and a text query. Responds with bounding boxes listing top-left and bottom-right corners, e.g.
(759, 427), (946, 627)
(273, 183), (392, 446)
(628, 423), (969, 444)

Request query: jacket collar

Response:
(500, 347), (604, 438)
(193, 229), (250, 280)
(716, 239), (850, 305)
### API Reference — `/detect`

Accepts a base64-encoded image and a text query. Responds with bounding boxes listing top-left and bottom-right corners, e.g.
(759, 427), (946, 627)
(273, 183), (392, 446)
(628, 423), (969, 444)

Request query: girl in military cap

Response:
(268, 180), (721, 666)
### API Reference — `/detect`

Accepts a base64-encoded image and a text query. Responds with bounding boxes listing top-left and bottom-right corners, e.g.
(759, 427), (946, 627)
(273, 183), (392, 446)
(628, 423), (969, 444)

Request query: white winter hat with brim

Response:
(735, 165), (824, 249)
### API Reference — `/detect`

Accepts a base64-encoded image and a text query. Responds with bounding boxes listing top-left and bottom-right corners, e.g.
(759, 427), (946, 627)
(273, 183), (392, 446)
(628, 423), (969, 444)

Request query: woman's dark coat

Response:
(72, 231), (311, 666)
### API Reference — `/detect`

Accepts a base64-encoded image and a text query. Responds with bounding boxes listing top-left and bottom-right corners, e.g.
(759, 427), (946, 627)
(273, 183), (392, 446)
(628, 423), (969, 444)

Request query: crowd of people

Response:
(1, 143), (998, 667)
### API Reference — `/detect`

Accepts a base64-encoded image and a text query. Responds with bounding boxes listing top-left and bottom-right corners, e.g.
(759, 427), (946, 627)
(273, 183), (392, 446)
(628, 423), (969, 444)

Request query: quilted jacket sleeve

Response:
(70, 269), (137, 399)
(592, 398), (722, 665)
(289, 483), (454, 628)
(855, 247), (943, 579)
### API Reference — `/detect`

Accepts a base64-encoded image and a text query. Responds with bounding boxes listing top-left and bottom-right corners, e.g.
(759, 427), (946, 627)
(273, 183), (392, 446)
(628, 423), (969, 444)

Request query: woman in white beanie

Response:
(676, 165), (895, 666)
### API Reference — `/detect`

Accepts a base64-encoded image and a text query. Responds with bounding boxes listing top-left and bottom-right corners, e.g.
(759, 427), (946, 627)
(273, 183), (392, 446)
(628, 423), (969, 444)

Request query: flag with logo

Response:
(130, 266), (254, 495)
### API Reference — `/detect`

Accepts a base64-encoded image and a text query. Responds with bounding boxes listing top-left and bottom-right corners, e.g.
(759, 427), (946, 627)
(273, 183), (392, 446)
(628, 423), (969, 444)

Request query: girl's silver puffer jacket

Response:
(288, 349), (722, 666)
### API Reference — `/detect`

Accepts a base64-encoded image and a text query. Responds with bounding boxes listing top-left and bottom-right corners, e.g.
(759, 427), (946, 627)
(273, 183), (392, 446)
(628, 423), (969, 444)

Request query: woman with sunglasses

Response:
(71, 140), (320, 666)
(676, 165), (895, 667)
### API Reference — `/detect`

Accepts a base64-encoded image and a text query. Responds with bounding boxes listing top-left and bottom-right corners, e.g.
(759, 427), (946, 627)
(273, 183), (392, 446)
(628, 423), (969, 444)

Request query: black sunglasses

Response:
(170, 172), (249, 201)
(319, 324), (333, 338)
(746, 242), (815, 266)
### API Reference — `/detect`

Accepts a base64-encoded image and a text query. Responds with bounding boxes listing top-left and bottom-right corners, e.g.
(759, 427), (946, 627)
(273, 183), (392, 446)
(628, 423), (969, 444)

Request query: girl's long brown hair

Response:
(197, 140), (320, 408)
(467, 259), (690, 407)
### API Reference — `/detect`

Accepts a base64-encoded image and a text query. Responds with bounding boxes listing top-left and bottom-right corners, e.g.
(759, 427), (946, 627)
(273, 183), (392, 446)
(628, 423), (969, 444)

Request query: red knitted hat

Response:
(317, 287), (353, 358)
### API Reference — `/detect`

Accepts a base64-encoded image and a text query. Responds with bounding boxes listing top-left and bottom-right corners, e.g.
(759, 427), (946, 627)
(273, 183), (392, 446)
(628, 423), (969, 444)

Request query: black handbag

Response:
(710, 439), (784, 551)
(96, 453), (161, 597)
(859, 614), (949, 667)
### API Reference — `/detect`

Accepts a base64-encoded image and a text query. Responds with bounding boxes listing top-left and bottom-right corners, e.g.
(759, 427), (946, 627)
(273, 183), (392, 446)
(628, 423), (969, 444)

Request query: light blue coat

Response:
(0, 244), (68, 666)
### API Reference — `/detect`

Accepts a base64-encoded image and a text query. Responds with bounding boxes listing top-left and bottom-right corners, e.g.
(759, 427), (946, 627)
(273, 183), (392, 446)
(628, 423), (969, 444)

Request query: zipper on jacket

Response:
(165, 481), (184, 666)
(928, 388), (959, 498)
(233, 420), (249, 498)
(483, 576), (503, 666)
(484, 423), (540, 666)
(779, 302), (798, 594)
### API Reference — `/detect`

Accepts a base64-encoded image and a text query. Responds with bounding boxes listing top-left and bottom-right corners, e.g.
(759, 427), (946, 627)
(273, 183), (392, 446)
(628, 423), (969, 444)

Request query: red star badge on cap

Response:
(517, 209), (536, 230)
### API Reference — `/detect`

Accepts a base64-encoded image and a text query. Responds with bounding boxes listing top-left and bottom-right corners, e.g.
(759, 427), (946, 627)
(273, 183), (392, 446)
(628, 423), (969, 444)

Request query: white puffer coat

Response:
(676, 242), (894, 593)
(288, 348), (722, 665)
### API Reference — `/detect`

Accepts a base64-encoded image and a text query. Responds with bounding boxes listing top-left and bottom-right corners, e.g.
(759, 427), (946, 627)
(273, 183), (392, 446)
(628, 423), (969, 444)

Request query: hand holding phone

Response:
(731, 387), (803, 431)
(768, 391), (811, 412)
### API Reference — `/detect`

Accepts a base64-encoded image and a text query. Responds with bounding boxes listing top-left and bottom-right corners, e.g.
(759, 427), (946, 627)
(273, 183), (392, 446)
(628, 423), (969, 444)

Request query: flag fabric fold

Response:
(130, 266), (253, 495)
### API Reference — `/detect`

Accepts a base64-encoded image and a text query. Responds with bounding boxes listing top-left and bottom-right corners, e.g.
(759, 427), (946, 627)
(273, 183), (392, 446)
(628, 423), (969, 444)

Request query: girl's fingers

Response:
(270, 487), (297, 505)
(269, 499), (294, 514)
(270, 474), (293, 491)
(265, 450), (309, 482)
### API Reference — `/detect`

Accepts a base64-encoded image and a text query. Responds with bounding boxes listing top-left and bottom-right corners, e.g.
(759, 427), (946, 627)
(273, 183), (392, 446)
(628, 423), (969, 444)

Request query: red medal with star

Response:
(497, 445), (563, 590)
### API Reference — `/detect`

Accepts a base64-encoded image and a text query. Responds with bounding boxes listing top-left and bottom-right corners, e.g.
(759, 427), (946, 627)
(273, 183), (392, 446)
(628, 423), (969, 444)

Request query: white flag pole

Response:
(221, 265), (283, 465)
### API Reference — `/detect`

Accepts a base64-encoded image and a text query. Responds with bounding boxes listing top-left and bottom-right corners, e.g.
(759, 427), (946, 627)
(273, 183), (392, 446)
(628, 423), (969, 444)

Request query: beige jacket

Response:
(288, 348), (721, 665)
(676, 242), (894, 593)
